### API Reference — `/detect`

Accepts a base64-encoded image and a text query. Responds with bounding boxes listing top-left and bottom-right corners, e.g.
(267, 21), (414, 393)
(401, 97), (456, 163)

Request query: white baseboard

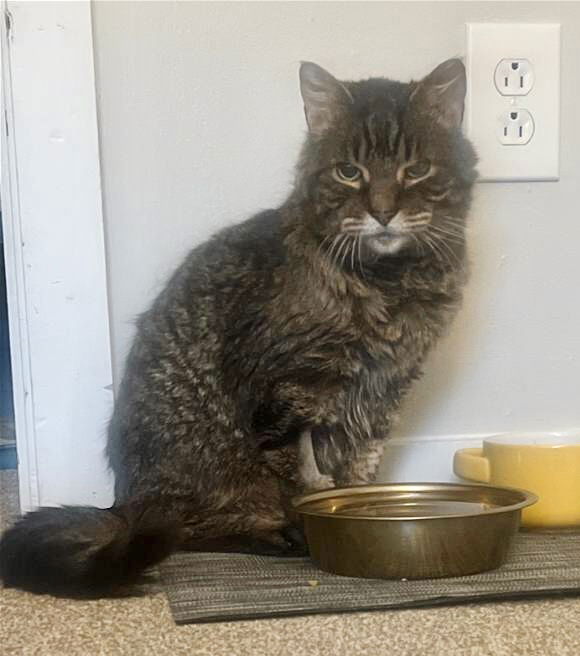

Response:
(387, 432), (491, 446)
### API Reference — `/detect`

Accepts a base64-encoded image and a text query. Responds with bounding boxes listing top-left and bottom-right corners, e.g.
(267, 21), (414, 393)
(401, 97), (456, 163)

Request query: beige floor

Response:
(2, 471), (580, 656)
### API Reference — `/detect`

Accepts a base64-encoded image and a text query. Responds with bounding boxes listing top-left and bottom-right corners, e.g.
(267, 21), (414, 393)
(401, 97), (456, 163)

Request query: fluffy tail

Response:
(0, 502), (182, 597)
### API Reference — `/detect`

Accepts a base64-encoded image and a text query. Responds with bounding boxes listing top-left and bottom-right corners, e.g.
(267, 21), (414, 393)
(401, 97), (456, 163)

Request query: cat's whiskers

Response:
(326, 234), (345, 267)
(316, 235), (333, 261)
(421, 231), (448, 269)
(332, 234), (351, 269)
(339, 235), (355, 270)
(426, 228), (462, 268)
(429, 224), (465, 244)
(435, 223), (464, 238)
(433, 226), (463, 258)
(433, 215), (463, 229)
(431, 236), (453, 269)
(356, 235), (367, 280)
(410, 232), (426, 257)
(441, 215), (466, 230)
(440, 219), (465, 232)
(420, 232), (440, 265)
(429, 233), (453, 268)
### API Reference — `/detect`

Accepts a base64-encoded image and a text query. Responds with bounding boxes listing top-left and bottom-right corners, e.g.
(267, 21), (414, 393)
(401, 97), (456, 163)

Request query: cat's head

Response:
(294, 59), (478, 268)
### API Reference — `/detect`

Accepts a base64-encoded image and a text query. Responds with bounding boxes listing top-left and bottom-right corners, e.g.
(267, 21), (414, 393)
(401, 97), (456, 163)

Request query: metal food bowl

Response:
(292, 483), (537, 579)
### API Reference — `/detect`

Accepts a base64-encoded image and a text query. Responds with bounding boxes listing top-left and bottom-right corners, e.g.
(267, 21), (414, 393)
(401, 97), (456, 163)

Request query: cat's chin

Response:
(368, 234), (410, 256)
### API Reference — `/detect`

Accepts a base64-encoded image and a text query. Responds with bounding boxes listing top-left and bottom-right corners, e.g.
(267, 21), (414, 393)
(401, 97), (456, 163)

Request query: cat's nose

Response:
(370, 180), (399, 224)
(373, 208), (398, 224)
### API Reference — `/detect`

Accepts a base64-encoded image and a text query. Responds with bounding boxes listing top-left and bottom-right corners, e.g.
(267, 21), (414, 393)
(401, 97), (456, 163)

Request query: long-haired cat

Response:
(0, 58), (477, 597)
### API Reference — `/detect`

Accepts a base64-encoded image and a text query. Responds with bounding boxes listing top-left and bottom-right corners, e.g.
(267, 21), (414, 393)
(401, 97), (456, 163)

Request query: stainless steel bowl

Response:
(292, 483), (537, 579)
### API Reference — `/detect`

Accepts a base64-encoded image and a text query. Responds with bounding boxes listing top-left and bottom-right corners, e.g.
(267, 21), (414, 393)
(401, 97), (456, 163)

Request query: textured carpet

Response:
(0, 468), (18, 532)
(2, 588), (580, 656)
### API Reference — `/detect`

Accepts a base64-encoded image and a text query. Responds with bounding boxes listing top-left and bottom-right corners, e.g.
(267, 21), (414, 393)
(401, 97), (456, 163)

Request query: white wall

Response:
(91, 1), (580, 482)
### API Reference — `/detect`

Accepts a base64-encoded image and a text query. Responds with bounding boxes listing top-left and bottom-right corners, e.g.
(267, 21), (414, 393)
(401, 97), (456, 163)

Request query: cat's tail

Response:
(0, 501), (182, 597)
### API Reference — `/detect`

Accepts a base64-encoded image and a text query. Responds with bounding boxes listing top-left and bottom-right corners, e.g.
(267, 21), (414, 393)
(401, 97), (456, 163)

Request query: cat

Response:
(0, 58), (477, 597)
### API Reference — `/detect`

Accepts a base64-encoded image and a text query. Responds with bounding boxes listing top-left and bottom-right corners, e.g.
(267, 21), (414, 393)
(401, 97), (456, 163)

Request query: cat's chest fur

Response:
(276, 265), (460, 382)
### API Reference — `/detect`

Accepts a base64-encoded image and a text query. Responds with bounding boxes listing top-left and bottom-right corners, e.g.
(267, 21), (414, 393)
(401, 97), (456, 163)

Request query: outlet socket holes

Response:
(497, 108), (535, 145)
(494, 58), (534, 96)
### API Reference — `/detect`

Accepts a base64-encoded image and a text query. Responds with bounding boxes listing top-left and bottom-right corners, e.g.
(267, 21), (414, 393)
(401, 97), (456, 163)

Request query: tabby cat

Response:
(0, 58), (477, 597)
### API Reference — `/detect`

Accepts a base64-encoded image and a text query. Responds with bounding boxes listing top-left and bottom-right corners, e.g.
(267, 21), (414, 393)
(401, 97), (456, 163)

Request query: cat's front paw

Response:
(298, 429), (335, 491)
(279, 525), (309, 556)
(258, 526), (308, 557)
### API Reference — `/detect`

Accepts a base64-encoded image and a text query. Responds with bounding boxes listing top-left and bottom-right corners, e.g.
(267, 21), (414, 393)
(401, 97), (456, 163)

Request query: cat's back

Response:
(176, 208), (286, 287)
(206, 208), (287, 273)
(108, 208), (288, 485)
(128, 208), (288, 356)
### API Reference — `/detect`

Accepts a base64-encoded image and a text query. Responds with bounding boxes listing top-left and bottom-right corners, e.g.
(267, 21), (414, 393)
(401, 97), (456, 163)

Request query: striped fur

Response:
(0, 59), (477, 597)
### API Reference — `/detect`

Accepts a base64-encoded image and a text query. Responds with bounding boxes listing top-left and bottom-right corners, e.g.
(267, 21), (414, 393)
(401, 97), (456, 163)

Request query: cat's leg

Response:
(260, 416), (385, 491)
(206, 426), (333, 553)
(259, 427), (335, 493)
(308, 397), (394, 487)
(297, 428), (334, 491)
(333, 438), (386, 487)
(181, 521), (306, 556)
(179, 473), (308, 556)
(333, 403), (399, 486)
(251, 383), (341, 492)
(250, 381), (388, 492)
(307, 425), (386, 486)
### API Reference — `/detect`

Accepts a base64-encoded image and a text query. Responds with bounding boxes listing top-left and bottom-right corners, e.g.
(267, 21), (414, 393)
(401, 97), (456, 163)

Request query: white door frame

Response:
(1, 0), (114, 511)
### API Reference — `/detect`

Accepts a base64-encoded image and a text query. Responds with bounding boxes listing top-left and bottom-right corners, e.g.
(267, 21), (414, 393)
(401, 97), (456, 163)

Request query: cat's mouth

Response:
(341, 211), (431, 238)
(372, 227), (407, 241)
(340, 212), (430, 255)
(367, 231), (411, 255)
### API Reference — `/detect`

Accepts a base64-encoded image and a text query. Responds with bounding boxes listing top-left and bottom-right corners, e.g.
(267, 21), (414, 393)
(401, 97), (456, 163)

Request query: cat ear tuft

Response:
(299, 62), (353, 135)
(410, 58), (466, 129)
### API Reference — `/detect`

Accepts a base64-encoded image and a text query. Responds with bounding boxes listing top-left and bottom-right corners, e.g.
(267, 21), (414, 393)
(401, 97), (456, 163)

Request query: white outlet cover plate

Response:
(465, 23), (560, 182)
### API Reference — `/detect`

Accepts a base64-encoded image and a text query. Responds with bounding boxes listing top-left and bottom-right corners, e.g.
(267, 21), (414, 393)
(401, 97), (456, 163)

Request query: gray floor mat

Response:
(160, 531), (580, 624)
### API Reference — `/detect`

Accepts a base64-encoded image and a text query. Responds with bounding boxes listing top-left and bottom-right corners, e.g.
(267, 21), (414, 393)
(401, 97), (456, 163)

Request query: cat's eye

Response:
(335, 163), (362, 182)
(405, 159), (432, 179)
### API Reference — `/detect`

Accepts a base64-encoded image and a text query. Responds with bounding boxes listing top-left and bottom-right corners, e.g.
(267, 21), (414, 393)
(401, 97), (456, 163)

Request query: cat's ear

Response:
(299, 62), (353, 135)
(410, 58), (466, 129)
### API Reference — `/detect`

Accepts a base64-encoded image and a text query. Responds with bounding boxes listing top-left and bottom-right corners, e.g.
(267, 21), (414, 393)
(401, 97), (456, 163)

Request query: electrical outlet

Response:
(494, 59), (534, 96)
(466, 23), (560, 181)
(498, 109), (534, 145)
